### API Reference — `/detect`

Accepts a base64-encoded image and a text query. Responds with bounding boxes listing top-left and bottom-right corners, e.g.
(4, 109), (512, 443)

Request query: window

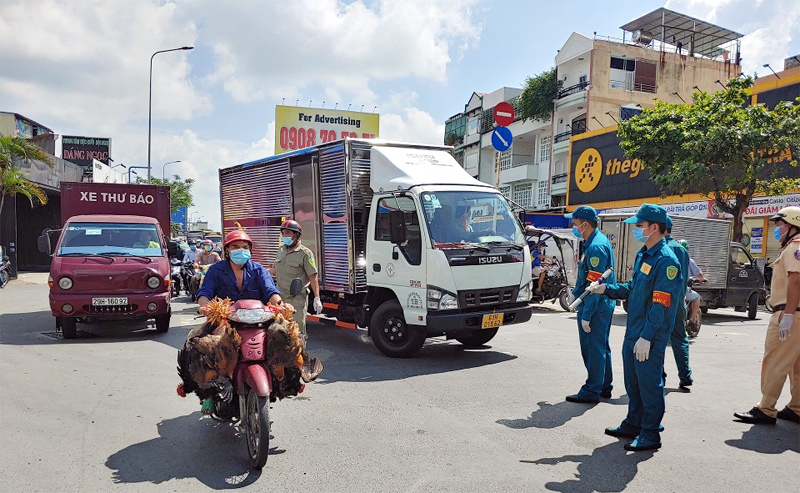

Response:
(730, 246), (752, 268)
(513, 183), (533, 208)
(620, 107), (643, 120)
(539, 137), (551, 163)
(537, 181), (549, 208)
(500, 148), (512, 171)
(466, 117), (480, 136)
(499, 186), (511, 199)
(374, 196), (422, 265)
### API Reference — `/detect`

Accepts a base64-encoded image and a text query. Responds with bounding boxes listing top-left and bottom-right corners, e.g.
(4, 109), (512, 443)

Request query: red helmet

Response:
(223, 230), (252, 248)
(280, 219), (302, 236)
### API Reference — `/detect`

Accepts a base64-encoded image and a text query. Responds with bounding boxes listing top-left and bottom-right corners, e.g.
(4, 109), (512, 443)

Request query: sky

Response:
(1, 0), (798, 231)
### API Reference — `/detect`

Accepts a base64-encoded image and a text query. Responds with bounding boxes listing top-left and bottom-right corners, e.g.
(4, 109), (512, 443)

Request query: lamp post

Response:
(762, 63), (780, 79)
(128, 165), (149, 184)
(148, 46), (193, 184)
(162, 160), (181, 180)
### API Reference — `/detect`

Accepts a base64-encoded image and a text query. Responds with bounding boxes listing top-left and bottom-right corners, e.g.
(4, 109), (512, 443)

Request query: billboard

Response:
(171, 205), (188, 232)
(274, 105), (379, 155)
(62, 135), (111, 167)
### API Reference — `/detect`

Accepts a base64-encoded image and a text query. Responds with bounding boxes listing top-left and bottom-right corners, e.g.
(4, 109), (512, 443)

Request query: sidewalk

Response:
(9, 272), (49, 286)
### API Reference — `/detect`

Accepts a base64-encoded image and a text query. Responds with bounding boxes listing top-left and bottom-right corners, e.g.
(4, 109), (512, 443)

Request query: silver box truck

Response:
(219, 139), (533, 357)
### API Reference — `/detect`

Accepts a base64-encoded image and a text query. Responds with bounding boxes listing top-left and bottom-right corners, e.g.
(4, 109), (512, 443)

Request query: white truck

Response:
(219, 139), (533, 357)
(600, 214), (765, 318)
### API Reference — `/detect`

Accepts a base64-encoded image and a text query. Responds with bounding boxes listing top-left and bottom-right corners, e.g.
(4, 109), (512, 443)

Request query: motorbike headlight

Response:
(235, 308), (267, 324)
(427, 286), (459, 311)
(58, 277), (73, 290)
(147, 275), (161, 289)
(517, 282), (531, 302)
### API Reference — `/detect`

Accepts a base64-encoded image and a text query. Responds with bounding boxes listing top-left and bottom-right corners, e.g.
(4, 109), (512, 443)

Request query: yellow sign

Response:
(274, 105), (380, 155)
(575, 148), (603, 193)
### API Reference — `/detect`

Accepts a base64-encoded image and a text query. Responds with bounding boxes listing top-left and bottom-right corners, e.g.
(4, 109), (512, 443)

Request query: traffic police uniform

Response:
(567, 206), (616, 402)
(275, 240), (318, 337)
(665, 217), (693, 387)
(601, 204), (683, 447)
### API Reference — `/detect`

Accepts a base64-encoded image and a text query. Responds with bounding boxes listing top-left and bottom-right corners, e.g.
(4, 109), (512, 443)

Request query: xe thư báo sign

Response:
(274, 105), (380, 155)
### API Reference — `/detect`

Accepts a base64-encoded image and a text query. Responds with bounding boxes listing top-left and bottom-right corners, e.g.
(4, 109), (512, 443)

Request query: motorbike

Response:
(181, 261), (197, 299)
(526, 227), (577, 311)
(187, 264), (210, 302)
(204, 297), (309, 469)
(170, 258), (183, 296)
(0, 245), (10, 288)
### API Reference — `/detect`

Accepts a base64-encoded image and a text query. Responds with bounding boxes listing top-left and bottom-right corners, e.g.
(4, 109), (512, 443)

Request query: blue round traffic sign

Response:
(491, 126), (513, 152)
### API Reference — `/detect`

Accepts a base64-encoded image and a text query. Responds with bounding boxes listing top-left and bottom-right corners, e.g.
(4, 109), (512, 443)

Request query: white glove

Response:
(581, 319), (591, 333)
(633, 337), (651, 362)
(779, 313), (794, 341)
(313, 297), (323, 314)
(587, 282), (606, 294)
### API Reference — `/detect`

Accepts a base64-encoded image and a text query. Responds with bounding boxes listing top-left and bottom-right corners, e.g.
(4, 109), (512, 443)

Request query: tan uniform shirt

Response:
(195, 251), (221, 266)
(274, 241), (318, 297)
(769, 237), (800, 307)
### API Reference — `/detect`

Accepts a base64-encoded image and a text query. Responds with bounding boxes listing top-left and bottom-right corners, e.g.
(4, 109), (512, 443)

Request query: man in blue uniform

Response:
(664, 217), (693, 390)
(588, 204), (683, 451)
(564, 205), (616, 403)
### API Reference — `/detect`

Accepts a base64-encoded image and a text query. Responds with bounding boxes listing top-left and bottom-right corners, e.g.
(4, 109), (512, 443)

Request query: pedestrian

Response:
(564, 205), (616, 403)
(588, 204), (683, 451)
(734, 207), (800, 425)
(272, 219), (322, 339)
(664, 217), (693, 391)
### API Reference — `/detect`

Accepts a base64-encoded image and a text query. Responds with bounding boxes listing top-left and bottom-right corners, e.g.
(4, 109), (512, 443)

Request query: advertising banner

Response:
(62, 135), (111, 167)
(274, 105), (379, 155)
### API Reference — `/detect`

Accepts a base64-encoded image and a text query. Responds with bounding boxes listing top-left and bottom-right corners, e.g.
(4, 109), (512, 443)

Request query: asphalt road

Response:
(0, 275), (797, 492)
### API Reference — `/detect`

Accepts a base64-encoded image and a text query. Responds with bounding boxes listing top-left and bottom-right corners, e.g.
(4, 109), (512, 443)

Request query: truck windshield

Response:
(420, 191), (525, 247)
(58, 223), (163, 256)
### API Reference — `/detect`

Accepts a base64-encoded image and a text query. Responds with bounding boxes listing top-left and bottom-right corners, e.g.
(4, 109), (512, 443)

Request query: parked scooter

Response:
(0, 246), (10, 288)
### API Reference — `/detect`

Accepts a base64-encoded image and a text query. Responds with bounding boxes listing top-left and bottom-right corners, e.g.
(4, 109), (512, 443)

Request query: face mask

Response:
(190, 246), (196, 251)
(572, 222), (586, 238)
(204, 245), (212, 252)
(774, 226), (784, 241)
(229, 248), (251, 266)
(633, 226), (650, 243)
(281, 236), (293, 246)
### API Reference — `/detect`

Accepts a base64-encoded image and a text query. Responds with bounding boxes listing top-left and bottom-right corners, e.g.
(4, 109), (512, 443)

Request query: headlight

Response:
(517, 283), (531, 302)
(58, 277), (73, 290)
(235, 308), (267, 324)
(147, 276), (161, 289)
(427, 286), (459, 311)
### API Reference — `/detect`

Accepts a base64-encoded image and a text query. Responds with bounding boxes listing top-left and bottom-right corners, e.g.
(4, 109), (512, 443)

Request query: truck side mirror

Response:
(38, 230), (52, 255)
(167, 240), (180, 258)
(389, 210), (407, 245)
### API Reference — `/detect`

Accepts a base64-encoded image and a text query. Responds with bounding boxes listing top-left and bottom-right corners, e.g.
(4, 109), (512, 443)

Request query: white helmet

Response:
(770, 207), (800, 228)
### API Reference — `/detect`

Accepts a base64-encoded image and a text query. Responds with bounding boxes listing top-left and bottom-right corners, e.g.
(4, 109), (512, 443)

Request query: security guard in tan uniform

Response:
(272, 220), (322, 338)
(735, 206), (800, 425)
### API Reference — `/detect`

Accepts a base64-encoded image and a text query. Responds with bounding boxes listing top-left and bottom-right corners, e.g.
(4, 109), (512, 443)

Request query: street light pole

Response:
(161, 160), (181, 180)
(128, 165), (150, 184)
(148, 46), (193, 184)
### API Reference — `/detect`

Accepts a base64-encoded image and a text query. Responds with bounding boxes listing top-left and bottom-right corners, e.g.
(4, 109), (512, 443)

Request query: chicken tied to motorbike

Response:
(176, 297), (324, 416)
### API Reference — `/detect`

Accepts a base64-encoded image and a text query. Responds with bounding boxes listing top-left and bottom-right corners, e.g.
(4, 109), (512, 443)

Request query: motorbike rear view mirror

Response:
(290, 278), (304, 297)
(389, 210), (407, 245)
(37, 229), (52, 255)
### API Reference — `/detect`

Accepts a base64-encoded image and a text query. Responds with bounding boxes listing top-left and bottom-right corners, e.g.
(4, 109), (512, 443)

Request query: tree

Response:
(137, 174), (195, 213)
(617, 76), (800, 242)
(517, 68), (562, 123)
(0, 136), (54, 215)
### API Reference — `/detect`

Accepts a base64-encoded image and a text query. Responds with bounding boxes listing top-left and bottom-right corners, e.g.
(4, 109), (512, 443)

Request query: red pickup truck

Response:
(38, 182), (178, 339)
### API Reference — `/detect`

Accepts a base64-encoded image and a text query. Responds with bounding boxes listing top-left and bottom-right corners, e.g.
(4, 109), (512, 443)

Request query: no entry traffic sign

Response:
(493, 102), (515, 127)
(491, 126), (513, 152)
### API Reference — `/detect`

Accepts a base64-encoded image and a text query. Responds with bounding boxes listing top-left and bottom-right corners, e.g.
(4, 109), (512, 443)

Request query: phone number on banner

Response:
(278, 127), (377, 151)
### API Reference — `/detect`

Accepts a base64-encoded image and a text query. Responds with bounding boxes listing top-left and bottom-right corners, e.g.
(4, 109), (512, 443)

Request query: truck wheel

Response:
(747, 292), (759, 320)
(61, 317), (77, 339)
(369, 300), (425, 358)
(455, 328), (499, 348)
(155, 313), (170, 333)
(700, 306), (708, 314)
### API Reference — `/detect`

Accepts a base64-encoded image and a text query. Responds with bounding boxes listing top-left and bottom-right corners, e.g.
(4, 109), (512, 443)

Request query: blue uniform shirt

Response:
(197, 259), (280, 304)
(604, 238), (683, 342)
(573, 229), (616, 320)
(665, 236), (689, 303)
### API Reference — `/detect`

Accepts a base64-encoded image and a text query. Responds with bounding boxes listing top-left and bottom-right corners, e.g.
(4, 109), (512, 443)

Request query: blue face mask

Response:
(633, 227), (650, 243)
(572, 226), (581, 238)
(190, 245), (196, 251)
(229, 248), (251, 266)
(281, 236), (293, 246)
(774, 226), (784, 241)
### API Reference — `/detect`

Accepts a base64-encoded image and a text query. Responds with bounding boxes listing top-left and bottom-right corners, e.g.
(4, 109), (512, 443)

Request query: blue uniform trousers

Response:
(621, 337), (668, 442)
(577, 302), (614, 399)
(668, 300), (693, 384)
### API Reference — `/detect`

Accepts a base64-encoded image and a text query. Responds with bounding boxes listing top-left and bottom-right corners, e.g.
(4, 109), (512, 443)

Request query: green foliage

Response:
(0, 136), (54, 170)
(617, 76), (800, 240)
(518, 68), (562, 123)
(137, 175), (195, 213)
(0, 136), (54, 215)
(171, 221), (183, 235)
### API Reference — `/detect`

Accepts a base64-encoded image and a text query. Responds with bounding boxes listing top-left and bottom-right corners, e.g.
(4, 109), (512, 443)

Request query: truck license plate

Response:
(481, 313), (504, 329)
(92, 297), (128, 306)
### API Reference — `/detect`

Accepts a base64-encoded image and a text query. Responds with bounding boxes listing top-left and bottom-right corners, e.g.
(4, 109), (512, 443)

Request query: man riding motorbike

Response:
(196, 239), (221, 266)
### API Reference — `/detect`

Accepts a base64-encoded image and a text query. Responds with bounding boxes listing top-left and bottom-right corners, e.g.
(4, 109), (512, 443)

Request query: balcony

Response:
(499, 159), (538, 185)
(555, 81), (589, 111)
(552, 132), (571, 155)
(550, 173), (568, 195)
(557, 81), (589, 99)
